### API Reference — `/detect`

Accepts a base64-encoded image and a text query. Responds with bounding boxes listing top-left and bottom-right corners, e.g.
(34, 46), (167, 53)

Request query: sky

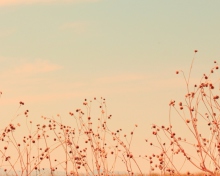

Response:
(0, 0), (220, 173)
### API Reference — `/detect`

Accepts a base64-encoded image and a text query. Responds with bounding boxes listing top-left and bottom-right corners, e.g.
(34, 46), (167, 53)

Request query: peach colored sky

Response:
(0, 0), (220, 173)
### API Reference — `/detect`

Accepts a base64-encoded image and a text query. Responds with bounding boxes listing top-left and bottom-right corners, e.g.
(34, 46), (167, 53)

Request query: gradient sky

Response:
(0, 0), (220, 173)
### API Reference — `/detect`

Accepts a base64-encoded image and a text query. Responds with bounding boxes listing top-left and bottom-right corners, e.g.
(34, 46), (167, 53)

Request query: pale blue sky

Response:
(0, 0), (220, 173)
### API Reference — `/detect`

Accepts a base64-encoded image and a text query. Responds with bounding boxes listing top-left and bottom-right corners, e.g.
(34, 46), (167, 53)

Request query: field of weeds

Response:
(1, 51), (220, 176)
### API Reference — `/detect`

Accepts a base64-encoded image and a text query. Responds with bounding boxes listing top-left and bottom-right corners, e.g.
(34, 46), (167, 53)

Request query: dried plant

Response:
(149, 51), (220, 176)
(0, 97), (142, 176)
(1, 50), (219, 176)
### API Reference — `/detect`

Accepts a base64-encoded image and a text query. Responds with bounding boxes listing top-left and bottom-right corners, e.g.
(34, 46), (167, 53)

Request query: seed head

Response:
(19, 101), (24, 105)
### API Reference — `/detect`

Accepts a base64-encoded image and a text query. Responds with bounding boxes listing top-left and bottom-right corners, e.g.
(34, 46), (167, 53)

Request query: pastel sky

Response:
(0, 0), (220, 173)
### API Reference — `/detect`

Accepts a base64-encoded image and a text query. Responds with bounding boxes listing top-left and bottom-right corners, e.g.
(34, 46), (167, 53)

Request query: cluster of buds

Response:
(69, 112), (74, 116)
(19, 101), (24, 105)
(169, 100), (175, 106)
(24, 110), (29, 117)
